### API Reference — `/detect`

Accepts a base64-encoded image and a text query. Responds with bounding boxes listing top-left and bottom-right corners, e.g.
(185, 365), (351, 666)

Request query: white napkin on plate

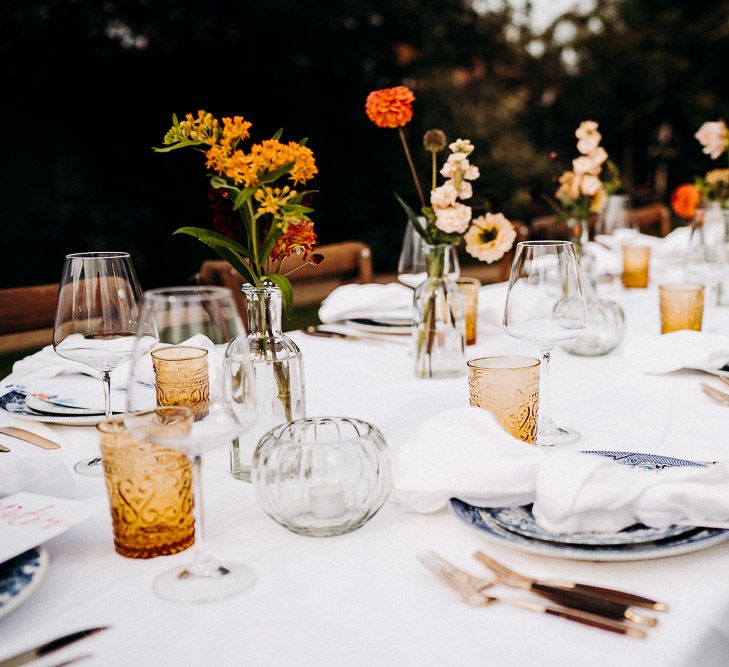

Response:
(392, 407), (729, 533)
(595, 227), (691, 259)
(622, 331), (729, 375)
(318, 283), (413, 323)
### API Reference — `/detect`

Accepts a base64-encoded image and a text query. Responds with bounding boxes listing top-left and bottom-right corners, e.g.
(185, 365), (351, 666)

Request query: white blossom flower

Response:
(590, 184), (607, 212)
(463, 164), (480, 180)
(573, 155), (600, 176)
(575, 120), (599, 140)
(580, 174), (602, 196)
(457, 180), (473, 199)
(464, 213), (516, 263)
(434, 202), (472, 234)
(440, 156), (467, 178)
(430, 181), (458, 209)
(695, 121), (729, 160)
(577, 135), (601, 155)
(556, 170), (580, 200)
(589, 146), (608, 166)
(449, 138), (474, 155)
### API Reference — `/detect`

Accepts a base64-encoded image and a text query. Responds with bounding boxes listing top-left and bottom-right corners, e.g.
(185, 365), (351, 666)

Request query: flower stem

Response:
(431, 151), (437, 192)
(399, 127), (426, 209)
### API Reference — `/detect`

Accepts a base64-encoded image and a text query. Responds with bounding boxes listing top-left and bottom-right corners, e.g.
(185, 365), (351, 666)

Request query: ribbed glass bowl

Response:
(252, 417), (392, 537)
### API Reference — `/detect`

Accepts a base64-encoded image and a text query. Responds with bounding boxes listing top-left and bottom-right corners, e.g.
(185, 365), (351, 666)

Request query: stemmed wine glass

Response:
(503, 241), (587, 446)
(53, 251), (143, 476)
(126, 286), (257, 603)
(397, 220), (460, 288)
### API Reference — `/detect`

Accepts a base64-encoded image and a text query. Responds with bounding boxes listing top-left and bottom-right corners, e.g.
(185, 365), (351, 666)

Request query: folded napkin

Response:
(318, 283), (413, 323)
(622, 331), (729, 375)
(393, 407), (729, 533)
(595, 227), (691, 259)
(586, 241), (622, 276)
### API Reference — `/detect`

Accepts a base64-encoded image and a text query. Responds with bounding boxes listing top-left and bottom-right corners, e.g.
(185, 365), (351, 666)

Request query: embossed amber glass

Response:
(152, 346), (209, 420)
(467, 355), (540, 444)
(457, 278), (481, 345)
(659, 283), (704, 334)
(622, 245), (651, 288)
(99, 409), (194, 559)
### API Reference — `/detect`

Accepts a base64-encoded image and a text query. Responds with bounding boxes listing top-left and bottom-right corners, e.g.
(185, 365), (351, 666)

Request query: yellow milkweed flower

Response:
(288, 142), (318, 185)
(221, 116), (252, 153)
(178, 109), (220, 144)
(254, 186), (295, 216)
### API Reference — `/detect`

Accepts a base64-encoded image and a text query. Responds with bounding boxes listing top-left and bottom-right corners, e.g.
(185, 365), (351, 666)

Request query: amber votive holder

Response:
(659, 283), (705, 334)
(467, 355), (540, 444)
(622, 245), (651, 288)
(99, 409), (195, 559)
(151, 346), (209, 420)
(457, 278), (481, 345)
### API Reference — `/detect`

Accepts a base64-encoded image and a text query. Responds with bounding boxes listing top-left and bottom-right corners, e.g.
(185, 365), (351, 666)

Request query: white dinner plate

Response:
(450, 451), (729, 561)
(0, 548), (49, 619)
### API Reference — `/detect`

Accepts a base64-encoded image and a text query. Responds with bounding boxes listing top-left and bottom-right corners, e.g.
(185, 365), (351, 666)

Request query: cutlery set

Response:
(701, 375), (729, 406)
(0, 427), (61, 452)
(0, 627), (107, 667)
(419, 550), (666, 639)
(302, 325), (409, 346)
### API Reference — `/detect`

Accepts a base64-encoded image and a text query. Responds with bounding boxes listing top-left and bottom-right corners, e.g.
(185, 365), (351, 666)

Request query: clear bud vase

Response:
(413, 244), (465, 379)
(225, 283), (305, 481)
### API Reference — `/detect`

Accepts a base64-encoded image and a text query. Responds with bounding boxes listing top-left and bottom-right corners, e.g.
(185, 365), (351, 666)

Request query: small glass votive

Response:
(99, 409), (194, 559)
(622, 245), (651, 288)
(151, 346), (209, 420)
(467, 355), (540, 444)
(659, 283), (705, 334)
(457, 278), (481, 345)
(252, 417), (392, 537)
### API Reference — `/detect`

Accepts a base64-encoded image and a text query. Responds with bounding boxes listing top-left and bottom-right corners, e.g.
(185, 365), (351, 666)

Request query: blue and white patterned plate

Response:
(0, 390), (102, 427)
(0, 548), (49, 619)
(450, 451), (729, 561)
(485, 451), (705, 546)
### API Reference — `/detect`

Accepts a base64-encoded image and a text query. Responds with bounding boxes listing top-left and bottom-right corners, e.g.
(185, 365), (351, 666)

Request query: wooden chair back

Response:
(0, 284), (59, 353)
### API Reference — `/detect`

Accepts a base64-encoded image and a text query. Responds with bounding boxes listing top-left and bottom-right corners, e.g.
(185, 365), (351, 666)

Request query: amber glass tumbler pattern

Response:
(457, 278), (481, 345)
(622, 246), (651, 288)
(99, 414), (195, 558)
(468, 355), (540, 444)
(152, 346), (210, 420)
(659, 284), (704, 334)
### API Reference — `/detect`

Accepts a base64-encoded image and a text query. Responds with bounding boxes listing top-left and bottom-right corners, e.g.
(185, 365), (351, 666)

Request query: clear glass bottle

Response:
(225, 283), (305, 481)
(413, 243), (465, 379)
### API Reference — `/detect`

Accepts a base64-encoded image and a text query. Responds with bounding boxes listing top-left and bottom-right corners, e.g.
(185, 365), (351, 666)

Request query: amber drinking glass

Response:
(468, 356), (540, 444)
(152, 346), (210, 420)
(622, 246), (651, 288)
(457, 278), (481, 345)
(99, 409), (194, 559)
(659, 284), (705, 334)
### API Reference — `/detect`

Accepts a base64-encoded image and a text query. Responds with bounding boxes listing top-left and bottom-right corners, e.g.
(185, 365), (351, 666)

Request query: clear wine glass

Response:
(53, 251), (143, 476)
(125, 286), (257, 603)
(503, 241), (587, 446)
(397, 219), (460, 288)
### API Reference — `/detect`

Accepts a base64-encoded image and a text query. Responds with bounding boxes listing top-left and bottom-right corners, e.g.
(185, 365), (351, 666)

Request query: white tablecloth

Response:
(3, 282), (729, 666)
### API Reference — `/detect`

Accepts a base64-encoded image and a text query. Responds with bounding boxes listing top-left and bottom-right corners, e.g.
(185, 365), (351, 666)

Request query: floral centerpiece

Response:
(155, 111), (317, 476)
(695, 120), (729, 210)
(365, 86), (515, 378)
(155, 109), (320, 312)
(548, 121), (619, 248)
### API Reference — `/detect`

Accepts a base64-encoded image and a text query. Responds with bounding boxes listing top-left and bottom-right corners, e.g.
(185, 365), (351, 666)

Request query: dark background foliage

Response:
(2, 0), (728, 289)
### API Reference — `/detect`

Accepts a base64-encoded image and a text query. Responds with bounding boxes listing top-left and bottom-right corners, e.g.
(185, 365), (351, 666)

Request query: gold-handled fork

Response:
(701, 382), (729, 406)
(417, 552), (646, 639)
(474, 551), (666, 613)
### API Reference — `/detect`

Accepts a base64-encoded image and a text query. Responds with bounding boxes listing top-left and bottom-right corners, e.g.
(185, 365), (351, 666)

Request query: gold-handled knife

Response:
(0, 627), (108, 667)
(0, 427), (61, 450)
(0, 443), (9, 452)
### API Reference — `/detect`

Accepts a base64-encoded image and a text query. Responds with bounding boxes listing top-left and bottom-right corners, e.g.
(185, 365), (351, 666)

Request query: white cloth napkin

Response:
(392, 407), (729, 533)
(318, 283), (413, 323)
(622, 331), (729, 375)
(595, 227), (691, 259)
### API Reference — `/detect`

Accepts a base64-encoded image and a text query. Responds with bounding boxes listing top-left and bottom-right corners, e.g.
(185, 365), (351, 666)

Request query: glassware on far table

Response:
(503, 241), (587, 446)
(397, 219), (460, 288)
(53, 251), (144, 476)
(596, 194), (636, 236)
(659, 283), (705, 334)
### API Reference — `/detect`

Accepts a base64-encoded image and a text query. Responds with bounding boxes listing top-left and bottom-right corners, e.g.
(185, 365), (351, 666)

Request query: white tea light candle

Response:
(309, 483), (346, 519)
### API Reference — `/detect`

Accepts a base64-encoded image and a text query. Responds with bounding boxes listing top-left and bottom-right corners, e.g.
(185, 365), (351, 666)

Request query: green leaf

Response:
(152, 140), (205, 153)
(171, 113), (179, 126)
(211, 246), (259, 286)
(260, 224), (284, 265)
(394, 192), (429, 241)
(259, 161), (296, 184)
(210, 175), (233, 190)
(233, 187), (255, 210)
(173, 227), (251, 260)
(272, 128), (283, 141)
(265, 273), (293, 316)
(298, 137), (309, 146)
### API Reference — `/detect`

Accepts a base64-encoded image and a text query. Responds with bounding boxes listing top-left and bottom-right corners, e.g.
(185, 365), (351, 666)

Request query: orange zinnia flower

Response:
(671, 183), (701, 220)
(365, 86), (415, 128)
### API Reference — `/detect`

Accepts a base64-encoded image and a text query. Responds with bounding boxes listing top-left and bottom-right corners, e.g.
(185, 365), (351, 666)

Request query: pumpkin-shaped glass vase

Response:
(561, 298), (625, 356)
